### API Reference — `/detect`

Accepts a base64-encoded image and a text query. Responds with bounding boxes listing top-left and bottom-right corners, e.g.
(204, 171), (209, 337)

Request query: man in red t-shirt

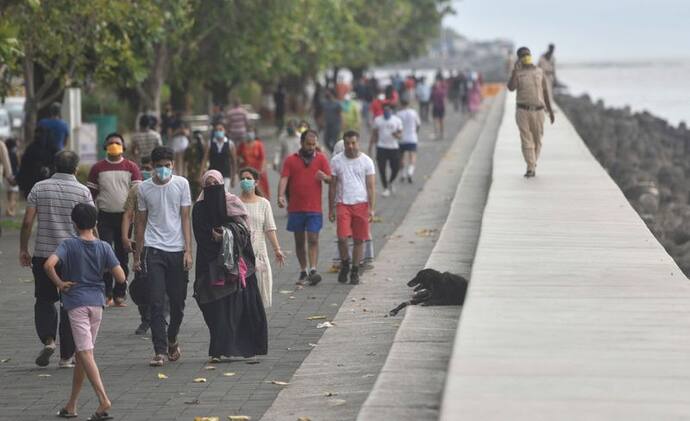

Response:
(87, 133), (142, 305)
(278, 130), (331, 286)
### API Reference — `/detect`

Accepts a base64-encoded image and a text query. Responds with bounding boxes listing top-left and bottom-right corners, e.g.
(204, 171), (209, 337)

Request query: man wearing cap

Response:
(508, 46), (555, 177)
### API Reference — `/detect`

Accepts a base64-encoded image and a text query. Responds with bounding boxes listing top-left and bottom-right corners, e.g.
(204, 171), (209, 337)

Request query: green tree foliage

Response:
(3, 0), (453, 136)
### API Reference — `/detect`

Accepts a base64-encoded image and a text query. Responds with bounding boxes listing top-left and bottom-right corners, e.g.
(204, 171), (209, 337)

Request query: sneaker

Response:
(296, 271), (308, 285)
(308, 269), (322, 286)
(338, 261), (350, 284)
(350, 266), (360, 285)
(149, 354), (165, 367)
(209, 356), (221, 363)
(135, 322), (150, 335)
(381, 189), (391, 197)
(58, 358), (75, 368)
(35, 344), (55, 367)
(524, 170), (535, 178)
(408, 176), (413, 184)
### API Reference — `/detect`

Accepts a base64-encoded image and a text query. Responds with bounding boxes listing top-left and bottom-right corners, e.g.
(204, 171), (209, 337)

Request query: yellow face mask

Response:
(106, 143), (123, 156)
(521, 55), (533, 65)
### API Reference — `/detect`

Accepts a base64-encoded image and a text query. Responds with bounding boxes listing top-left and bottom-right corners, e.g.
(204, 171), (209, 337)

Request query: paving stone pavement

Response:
(0, 107), (467, 421)
(260, 97), (499, 421)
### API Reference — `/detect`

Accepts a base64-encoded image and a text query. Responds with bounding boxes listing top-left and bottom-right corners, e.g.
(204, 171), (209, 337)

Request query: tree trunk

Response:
(137, 42), (168, 118)
(23, 53), (36, 144)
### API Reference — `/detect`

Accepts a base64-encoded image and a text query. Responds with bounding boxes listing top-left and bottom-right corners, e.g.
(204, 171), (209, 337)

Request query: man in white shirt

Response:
(329, 131), (376, 285)
(133, 146), (193, 367)
(396, 99), (421, 183)
(369, 104), (402, 197)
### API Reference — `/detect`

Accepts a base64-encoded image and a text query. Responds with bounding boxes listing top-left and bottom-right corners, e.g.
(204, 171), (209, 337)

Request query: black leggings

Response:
(376, 148), (401, 190)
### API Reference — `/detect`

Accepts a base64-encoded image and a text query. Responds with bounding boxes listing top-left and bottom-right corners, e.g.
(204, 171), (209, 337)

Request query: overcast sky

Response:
(443, 0), (690, 62)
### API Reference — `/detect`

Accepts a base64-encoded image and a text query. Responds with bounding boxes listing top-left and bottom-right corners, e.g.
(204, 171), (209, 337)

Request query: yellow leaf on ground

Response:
(38, 373), (51, 377)
(372, 216), (383, 223)
(194, 417), (220, 421)
(223, 372), (236, 377)
(297, 417), (312, 421)
(228, 416), (251, 421)
(267, 380), (289, 385)
(193, 377), (207, 383)
(204, 366), (216, 370)
(157, 373), (168, 379)
(306, 315), (326, 320)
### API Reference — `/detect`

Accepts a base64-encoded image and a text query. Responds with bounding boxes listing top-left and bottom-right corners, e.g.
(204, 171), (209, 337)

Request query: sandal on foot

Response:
(87, 412), (113, 421)
(56, 408), (77, 418)
(168, 342), (181, 362)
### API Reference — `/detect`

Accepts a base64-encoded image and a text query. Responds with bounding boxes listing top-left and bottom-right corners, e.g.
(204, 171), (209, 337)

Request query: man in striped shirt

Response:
(20, 151), (95, 368)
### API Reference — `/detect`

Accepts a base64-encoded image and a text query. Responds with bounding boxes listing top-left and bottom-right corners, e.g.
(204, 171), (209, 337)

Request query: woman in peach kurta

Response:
(237, 133), (270, 199)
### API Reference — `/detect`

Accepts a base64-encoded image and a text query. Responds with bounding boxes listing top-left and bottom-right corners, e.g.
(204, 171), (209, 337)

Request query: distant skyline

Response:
(443, 0), (690, 62)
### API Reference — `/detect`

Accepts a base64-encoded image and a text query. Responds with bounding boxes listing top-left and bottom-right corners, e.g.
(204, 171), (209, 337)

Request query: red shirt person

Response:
(87, 133), (142, 305)
(278, 130), (331, 286)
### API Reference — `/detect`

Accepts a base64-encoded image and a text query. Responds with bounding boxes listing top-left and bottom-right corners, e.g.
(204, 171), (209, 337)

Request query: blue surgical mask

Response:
(239, 179), (256, 192)
(213, 130), (225, 139)
(155, 166), (173, 181)
(141, 170), (152, 180)
(245, 132), (255, 141)
(383, 110), (392, 119)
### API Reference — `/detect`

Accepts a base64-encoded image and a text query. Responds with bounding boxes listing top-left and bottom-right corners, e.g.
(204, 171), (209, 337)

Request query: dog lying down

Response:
(389, 268), (468, 316)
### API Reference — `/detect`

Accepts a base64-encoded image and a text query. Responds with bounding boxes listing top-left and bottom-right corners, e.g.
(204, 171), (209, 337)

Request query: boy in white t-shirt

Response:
(329, 131), (376, 285)
(396, 99), (421, 183)
(133, 146), (193, 367)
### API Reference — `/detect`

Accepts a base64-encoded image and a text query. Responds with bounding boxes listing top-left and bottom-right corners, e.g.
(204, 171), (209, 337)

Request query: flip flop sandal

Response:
(56, 408), (77, 418)
(87, 412), (113, 421)
(168, 343), (181, 362)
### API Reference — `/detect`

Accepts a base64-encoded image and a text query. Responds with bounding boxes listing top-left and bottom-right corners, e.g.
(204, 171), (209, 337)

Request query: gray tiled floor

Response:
(0, 107), (466, 421)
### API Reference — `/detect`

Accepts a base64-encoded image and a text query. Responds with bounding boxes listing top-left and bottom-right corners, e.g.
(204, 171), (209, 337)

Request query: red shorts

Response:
(336, 203), (370, 241)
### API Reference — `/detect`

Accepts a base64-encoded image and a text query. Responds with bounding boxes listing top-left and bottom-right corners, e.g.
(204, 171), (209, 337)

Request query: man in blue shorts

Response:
(278, 130), (331, 285)
(396, 99), (421, 183)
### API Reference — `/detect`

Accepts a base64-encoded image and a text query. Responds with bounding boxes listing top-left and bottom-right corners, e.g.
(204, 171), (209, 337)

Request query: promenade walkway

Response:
(439, 94), (690, 420)
(0, 108), (467, 421)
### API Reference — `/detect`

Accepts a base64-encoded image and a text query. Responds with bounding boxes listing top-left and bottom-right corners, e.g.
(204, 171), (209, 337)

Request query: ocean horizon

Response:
(558, 59), (690, 127)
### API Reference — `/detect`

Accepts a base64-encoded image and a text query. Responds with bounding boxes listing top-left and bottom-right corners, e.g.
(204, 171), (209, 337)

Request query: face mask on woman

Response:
(213, 130), (225, 140)
(245, 132), (256, 141)
(141, 170), (152, 180)
(239, 179), (255, 192)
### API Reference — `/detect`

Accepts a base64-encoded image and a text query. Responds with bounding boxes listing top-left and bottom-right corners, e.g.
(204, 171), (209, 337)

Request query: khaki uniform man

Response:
(538, 43), (557, 104)
(508, 46), (555, 177)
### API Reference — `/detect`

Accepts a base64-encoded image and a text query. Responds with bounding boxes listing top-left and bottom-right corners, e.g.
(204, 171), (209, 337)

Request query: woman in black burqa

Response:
(192, 170), (267, 361)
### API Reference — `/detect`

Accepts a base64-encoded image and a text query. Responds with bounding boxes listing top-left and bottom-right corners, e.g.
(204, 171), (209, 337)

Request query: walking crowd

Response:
(3, 67), (484, 420)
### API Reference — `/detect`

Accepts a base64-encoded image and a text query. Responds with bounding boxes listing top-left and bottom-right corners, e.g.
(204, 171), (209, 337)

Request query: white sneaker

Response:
(58, 358), (75, 368)
(382, 189), (391, 197)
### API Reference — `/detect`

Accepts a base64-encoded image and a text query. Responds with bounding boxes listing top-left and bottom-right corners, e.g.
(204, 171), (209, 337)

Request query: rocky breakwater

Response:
(557, 93), (690, 277)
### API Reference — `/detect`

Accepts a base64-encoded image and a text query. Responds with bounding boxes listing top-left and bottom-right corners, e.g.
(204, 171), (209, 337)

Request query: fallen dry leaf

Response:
(223, 372), (236, 377)
(157, 373), (168, 379)
(0, 358), (10, 363)
(288, 296), (296, 299)
(267, 380), (289, 386)
(372, 216), (383, 223)
(194, 418), (219, 421)
(228, 416), (251, 421)
(38, 373), (51, 377)
(184, 399), (200, 405)
(297, 417), (312, 421)
(204, 366), (216, 370)
(328, 398), (347, 407)
(278, 290), (293, 294)
(245, 360), (260, 365)
(324, 392), (337, 397)
(316, 321), (334, 329)
(415, 228), (438, 237)
(193, 377), (207, 383)
(327, 266), (339, 273)
(308, 343), (317, 347)
(306, 315), (326, 320)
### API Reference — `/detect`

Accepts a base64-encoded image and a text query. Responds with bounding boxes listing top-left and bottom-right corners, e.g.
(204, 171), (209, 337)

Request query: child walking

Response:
(44, 203), (125, 420)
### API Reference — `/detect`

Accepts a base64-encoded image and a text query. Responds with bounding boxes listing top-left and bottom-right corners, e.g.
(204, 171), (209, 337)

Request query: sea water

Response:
(558, 60), (690, 127)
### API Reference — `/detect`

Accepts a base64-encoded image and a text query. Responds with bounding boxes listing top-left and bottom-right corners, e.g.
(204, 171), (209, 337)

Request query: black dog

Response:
(389, 268), (468, 316)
